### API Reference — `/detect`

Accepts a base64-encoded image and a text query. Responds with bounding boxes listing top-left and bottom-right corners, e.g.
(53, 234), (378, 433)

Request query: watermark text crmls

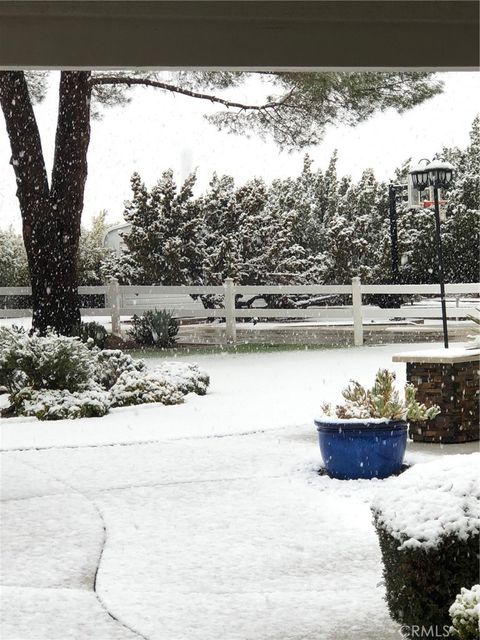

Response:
(398, 624), (451, 638)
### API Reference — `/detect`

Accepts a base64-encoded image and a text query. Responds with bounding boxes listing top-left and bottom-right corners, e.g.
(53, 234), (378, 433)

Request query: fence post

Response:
(351, 276), (364, 346)
(223, 278), (237, 344)
(107, 278), (121, 336)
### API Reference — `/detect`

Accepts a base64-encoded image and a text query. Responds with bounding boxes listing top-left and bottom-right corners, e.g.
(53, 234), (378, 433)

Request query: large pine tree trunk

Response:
(0, 71), (91, 335)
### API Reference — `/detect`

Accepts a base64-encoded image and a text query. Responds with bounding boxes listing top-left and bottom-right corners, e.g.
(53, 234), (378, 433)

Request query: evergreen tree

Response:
(0, 227), (29, 286)
(397, 115), (480, 284)
(123, 170), (204, 285)
(236, 177), (269, 284)
(201, 174), (243, 284)
(77, 211), (115, 286)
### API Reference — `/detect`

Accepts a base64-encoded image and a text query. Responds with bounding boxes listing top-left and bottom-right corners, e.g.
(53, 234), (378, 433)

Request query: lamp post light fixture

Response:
(409, 159), (455, 349)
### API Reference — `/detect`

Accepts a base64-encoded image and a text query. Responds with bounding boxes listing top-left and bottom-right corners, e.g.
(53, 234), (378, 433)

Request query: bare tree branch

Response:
(91, 75), (286, 112)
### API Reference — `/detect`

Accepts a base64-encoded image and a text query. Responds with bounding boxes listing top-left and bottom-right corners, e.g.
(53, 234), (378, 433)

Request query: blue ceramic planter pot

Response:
(314, 418), (408, 480)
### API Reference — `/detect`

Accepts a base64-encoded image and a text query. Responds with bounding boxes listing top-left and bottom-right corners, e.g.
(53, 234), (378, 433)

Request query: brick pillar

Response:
(407, 360), (479, 443)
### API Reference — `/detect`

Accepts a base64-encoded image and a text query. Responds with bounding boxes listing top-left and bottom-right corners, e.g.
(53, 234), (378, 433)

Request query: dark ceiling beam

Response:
(0, 1), (478, 68)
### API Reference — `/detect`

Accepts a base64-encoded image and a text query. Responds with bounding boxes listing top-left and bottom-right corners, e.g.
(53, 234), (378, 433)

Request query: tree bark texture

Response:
(0, 70), (91, 334)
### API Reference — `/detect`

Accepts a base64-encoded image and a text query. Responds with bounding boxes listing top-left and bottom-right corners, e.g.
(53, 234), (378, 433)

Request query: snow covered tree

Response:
(441, 115), (480, 282)
(0, 70), (443, 334)
(77, 210), (115, 286)
(317, 167), (389, 284)
(122, 170), (204, 285)
(252, 176), (323, 286)
(0, 228), (29, 287)
(201, 174), (243, 284)
(397, 116), (480, 284)
(236, 177), (269, 284)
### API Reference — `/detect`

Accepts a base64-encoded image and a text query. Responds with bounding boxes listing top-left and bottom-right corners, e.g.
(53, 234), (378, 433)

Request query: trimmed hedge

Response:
(372, 455), (480, 640)
(373, 520), (479, 639)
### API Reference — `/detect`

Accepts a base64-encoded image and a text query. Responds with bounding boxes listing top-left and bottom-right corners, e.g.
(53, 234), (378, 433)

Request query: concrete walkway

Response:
(2, 423), (477, 640)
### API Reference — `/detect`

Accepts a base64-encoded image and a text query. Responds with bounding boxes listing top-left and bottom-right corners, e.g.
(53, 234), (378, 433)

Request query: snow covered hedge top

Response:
(372, 454), (480, 550)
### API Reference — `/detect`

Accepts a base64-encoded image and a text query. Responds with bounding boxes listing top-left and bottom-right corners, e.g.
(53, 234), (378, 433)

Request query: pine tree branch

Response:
(90, 75), (288, 112)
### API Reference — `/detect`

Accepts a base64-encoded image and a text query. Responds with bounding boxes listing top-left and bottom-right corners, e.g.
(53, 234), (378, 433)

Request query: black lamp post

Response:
(409, 159), (455, 349)
(388, 182), (405, 309)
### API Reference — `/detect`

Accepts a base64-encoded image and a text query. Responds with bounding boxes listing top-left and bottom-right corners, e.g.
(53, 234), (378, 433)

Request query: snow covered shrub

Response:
(0, 326), (29, 394)
(93, 349), (146, 390)
(1, 329), (210, 419)
(0, 327), (94, 393)
(322, 369), (440, 421)
(449, 585), (480, 640)
(13, 385), (110, 420)
(372, 455), (480, 639)
(128, 310), (179, 347)
(153, 361), (210, 396)
(74, 321), (108, 349)
(109, 370), (184, 407)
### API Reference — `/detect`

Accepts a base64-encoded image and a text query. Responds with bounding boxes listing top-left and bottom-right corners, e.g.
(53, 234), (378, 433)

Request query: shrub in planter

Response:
(154, 361), (210, 396)
(372, 454), (480, 639)
(13, 385), (110, 420)
(449, 585), (480, 640)
(109, 370), (184, 407)
(74, 321), (108, 349)
(128, 309), (179, 347)
(316, 369), (440, 479)
(93, 349), (146, 390)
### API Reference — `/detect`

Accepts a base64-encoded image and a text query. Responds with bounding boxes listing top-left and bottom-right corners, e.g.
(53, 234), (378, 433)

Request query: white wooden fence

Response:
(1, 278), (479, 346)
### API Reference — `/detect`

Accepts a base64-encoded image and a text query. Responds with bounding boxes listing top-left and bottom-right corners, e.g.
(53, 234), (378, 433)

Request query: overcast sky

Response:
(0, 71), (479, 231)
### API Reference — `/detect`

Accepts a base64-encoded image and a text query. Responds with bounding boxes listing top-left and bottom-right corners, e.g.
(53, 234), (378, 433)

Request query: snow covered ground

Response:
(1, 343), (478, 640)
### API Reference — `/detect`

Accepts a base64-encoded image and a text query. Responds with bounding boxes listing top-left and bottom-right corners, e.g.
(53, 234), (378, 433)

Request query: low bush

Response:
(128, 309), (179, 347)
(449, 585), (480, 640)
(93, 349), (146, 390)
(372, 455), (480, 640)
(154, 361), (210, 396)
(13, 385), (110, 420)
(0, 328), (209, 420)
(74, 321), (108, 349)
(0, 327), (94, 393)
(110, 370), (184, 407)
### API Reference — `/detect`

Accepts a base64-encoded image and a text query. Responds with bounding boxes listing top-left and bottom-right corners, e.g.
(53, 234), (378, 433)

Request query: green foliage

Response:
(373, 523), (479, 640)
(73, 321), (108, 349)
(128, 310), (179, 347)
(449, 585), (480, 640)
(323, 369), (440, 421)
(203, 71), (443, 149)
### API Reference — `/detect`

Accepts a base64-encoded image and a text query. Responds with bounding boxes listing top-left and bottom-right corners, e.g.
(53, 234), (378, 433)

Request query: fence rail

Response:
(1, 278), (479, 346)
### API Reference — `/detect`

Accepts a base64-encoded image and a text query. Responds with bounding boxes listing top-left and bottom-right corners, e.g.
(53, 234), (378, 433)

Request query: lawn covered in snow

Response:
(1, 343), (478, 640)
(2, 343), (415, 450)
